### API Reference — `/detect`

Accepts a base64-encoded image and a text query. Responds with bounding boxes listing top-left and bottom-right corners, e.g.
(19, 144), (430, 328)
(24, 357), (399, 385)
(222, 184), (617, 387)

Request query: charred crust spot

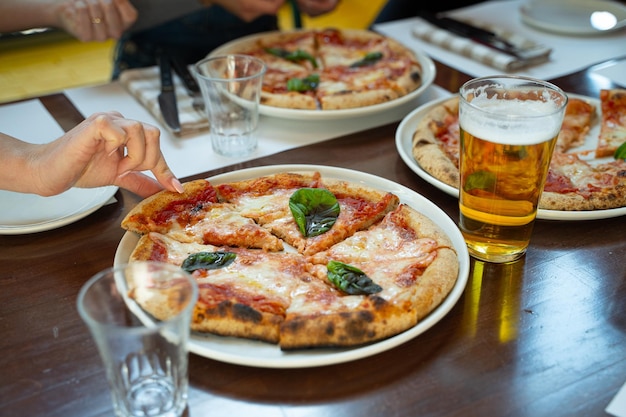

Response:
(232, 303), (263, 323)
(411, 71), (421, 83)
(281, 319), (303, 334)
(369, 296), (387, 309)
(214, 300), (263, 323)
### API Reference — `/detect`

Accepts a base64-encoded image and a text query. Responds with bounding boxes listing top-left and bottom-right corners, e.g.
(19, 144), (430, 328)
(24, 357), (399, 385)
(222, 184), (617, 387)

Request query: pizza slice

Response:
(232, 31), (321, 110)
(412, 96), (460, 187)
(271, 177), (400, 255)
(215, 171), (323, 224)
(130, 232), (314, 344)
(316, 65), (401, 110)
(556, 97), (596, 153)
(314, 28), (390, 68)
(121, 179), (283, 251)
(216, 172), (400, 255)
(541, 152), (626, 210)
(597, 89), (626, 157)
(281, 204), (459, 349)
(257, 30), (319, 71)
(313, 28), (421, 110)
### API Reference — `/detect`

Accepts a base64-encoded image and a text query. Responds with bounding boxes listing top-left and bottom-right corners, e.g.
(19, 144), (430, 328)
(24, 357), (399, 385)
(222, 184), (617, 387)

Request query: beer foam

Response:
(460, 97), (564, 145)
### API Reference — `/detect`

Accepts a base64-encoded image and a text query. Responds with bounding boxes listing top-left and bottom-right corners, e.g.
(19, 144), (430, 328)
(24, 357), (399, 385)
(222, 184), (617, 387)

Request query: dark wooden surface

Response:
(1, 56), (625, 417)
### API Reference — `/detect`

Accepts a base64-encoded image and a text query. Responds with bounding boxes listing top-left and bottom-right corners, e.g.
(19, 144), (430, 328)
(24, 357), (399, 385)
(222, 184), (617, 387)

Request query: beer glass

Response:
(458, 76), (568, 263)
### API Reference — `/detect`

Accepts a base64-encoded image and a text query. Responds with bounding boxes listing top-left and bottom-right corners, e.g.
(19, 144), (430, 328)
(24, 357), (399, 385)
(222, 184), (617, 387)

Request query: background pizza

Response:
(209, 28), (432, 114)
(406, 91), (626, 213)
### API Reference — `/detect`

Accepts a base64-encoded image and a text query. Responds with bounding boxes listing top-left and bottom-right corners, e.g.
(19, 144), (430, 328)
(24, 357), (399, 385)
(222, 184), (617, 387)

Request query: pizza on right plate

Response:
(411, 89), (626, 211)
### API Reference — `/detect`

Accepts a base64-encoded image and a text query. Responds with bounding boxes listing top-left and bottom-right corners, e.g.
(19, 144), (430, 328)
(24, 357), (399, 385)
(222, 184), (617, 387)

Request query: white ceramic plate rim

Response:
(114, 164), (470, 368)
(208, 30), (436, 120)
(520, 0), (626, 35)
(0, 186), (118, 235)
(395, 94), (626, 221)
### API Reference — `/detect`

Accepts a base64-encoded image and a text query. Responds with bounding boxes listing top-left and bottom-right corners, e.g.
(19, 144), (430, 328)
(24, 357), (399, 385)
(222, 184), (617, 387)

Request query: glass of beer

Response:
(458, 76), (567, 263)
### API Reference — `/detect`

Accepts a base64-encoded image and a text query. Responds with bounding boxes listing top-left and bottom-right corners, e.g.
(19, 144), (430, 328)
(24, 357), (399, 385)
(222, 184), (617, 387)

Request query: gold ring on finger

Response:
(91, 17), (103, 24)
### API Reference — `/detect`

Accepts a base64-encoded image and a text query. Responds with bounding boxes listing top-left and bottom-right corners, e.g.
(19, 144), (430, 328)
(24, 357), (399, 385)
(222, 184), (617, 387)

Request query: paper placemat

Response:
(375, 0), (626, 81)
(0, 99), (65, 142)
(65, 82), (451, 179)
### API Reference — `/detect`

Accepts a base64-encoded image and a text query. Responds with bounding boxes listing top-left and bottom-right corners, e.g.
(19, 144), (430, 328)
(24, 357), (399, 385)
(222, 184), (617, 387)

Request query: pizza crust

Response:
(318, 88), (399, 110)
(412, 132), (459, 188)
(261, 90), (318, 110)
(539, 186), (626, 211)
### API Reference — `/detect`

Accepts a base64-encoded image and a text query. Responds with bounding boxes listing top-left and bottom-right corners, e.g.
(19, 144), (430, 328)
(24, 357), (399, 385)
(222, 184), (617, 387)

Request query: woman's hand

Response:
(33, 111), (182, 198)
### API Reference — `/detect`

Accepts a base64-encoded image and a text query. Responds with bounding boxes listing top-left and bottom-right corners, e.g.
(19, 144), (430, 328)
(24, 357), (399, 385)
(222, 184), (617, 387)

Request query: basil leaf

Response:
(287, 74), (320, 92)
(615, 142), (626, 160)
(327, 260), (382, 295)
(289, 188), (340, 237)
(265, 48), (318, 68)
(463, 170), (497, 193)
(350, 52), (384, 68)
(181, 251), (236, 272)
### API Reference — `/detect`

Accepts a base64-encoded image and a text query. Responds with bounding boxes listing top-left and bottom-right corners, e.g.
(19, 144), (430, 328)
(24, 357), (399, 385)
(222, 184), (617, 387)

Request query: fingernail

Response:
(118, 170), (130, 178)
(172, 178), (184, 193)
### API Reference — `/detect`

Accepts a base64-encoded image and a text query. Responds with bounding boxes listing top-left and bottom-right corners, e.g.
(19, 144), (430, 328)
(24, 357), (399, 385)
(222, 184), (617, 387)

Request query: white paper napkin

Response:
(118, 66), (209, 136)
(412, 17), (552, 72)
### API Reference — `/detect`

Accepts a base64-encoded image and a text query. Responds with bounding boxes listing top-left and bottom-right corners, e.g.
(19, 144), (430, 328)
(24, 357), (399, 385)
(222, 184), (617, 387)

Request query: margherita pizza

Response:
(213, 28), (423, 110)
(412, 89), (626, 211)
(121, 172), (459, 350)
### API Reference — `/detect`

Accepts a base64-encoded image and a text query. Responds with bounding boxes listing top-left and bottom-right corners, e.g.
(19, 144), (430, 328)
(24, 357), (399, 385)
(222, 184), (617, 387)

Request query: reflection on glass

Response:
(591, 11), (618, 30)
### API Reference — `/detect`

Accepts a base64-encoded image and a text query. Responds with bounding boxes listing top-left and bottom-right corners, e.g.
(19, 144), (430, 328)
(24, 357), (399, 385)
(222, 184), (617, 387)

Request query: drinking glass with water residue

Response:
(77, 262), (198, 417)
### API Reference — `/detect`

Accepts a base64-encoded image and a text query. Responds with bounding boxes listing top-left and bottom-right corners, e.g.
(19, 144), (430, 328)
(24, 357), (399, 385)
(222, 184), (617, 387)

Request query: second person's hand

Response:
(57, 0), (138, 42)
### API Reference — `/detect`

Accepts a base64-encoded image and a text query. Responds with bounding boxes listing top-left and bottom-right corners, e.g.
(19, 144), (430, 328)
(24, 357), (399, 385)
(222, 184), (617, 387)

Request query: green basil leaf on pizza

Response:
(182, 251), (237, 272)
(289, 187), (340, 237)
(327, 260), (382, 295)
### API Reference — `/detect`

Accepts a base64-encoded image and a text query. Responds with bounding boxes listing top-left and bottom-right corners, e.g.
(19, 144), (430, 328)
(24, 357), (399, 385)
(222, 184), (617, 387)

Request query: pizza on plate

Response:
(121, 172), (459, 350)
(215, 28), (423, 110)
(411, 89), (626, 211)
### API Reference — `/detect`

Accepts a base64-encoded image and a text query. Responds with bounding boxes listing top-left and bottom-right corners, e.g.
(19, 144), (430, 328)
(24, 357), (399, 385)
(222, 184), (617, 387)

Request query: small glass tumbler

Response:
(77, 262), (198, 417)
(194, 54), (266, 157)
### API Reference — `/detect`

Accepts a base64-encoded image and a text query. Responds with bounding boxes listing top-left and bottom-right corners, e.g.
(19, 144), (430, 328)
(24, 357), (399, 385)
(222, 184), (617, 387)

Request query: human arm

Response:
(295, 0), (340, 17)
(0, 0), (137, 42)
(0, 112), (183, 198)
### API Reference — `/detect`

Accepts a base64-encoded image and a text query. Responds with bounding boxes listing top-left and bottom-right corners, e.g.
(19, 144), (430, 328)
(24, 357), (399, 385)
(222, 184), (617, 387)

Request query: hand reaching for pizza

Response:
(0, 111), (183, 198)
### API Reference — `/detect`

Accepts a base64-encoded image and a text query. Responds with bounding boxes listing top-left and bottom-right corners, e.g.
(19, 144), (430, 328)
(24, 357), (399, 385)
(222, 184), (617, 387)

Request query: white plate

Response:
(209, 31), (436, 121)
(396, 94), (626, 221)
(520, 0), (626, 35)
(114, 164), (470, 368)
(0, 186), (118, 235)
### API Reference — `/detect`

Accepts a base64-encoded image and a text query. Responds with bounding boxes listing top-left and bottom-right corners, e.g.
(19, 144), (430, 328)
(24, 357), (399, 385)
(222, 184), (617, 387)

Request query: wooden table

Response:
(1, 58), (625, 417)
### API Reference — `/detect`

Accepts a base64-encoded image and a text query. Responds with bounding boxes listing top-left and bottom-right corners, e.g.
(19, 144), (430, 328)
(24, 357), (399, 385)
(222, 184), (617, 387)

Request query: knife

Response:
(157, 52), (181, 133)
(170, 55), (205, 111)
(419, 12), (544, 61)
